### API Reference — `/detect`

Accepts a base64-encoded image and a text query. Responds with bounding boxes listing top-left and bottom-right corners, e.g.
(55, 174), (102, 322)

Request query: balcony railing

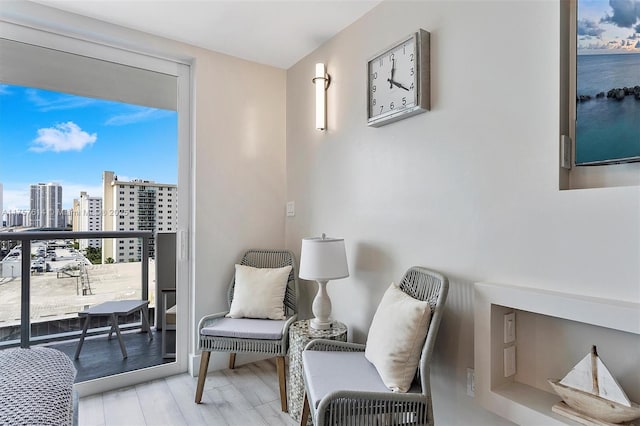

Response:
(0, 230), (152, 349)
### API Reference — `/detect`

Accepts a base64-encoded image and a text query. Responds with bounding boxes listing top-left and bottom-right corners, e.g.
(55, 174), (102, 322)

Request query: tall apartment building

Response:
(102, 171), (177, 263)
(5, 211), (26, 227)
(30, 182), (63, 229)
(0, 182), (3, 228)
(73, 192), (103, 249)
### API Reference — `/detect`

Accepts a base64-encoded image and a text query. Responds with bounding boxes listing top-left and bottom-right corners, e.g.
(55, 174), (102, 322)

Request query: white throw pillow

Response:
(365, 282), (432, 392)
(226, 264), (292, 320)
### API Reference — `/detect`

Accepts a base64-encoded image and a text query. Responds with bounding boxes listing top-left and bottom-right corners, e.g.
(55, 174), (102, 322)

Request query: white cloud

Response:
(26, 89), (95, 112)
(105, 107), (173, 126)
(30, 122), (97, 153)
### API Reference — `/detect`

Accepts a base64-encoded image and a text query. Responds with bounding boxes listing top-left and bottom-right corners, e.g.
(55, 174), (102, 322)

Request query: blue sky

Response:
(0, 84), (177, 211)
(577, 0), (640, 54)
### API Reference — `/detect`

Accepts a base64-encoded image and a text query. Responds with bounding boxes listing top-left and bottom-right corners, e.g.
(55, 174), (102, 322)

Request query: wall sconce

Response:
(312, 63), (331, 131)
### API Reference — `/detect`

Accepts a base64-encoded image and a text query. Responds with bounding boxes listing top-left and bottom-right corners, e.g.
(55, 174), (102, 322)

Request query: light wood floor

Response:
(79, 359), (298, 426)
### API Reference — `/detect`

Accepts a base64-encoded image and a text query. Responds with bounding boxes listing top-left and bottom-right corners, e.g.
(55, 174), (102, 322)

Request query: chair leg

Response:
(195, 351), (211, 404)
(300, 392), (310, 426)
(229, 352), (236, 369)
(276, 356), (288, 412)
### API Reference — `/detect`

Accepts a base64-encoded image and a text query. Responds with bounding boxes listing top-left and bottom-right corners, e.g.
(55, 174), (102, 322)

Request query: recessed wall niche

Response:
(475, 282), (640, 425)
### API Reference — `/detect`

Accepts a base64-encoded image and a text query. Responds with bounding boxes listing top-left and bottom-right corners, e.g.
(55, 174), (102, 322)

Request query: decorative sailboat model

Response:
(548, 346), (640, 425)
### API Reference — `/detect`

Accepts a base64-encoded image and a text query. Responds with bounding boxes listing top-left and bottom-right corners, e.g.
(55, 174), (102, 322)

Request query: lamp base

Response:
(310, 317), (332, 330)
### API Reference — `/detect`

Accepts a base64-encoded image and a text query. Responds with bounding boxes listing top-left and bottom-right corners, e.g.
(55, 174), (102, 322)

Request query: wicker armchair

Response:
(300, 266), (448, 426)
(195, 249), (298, 412)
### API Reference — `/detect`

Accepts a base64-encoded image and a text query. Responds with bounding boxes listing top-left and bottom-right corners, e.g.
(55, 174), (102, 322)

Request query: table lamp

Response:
(299, 233), (349, 330)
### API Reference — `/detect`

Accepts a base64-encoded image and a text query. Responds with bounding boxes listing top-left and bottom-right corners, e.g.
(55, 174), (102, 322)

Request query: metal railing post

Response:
(20, 240), (31, 348)
(142, 235), (149, 301)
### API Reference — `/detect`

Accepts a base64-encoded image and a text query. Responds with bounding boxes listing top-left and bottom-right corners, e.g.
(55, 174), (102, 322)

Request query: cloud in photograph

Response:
(578, 18), (606, 37)
(577, 0), (640, 53)
(30, 122), (97, 153)
(105, 106), (173, 126)
(600, 0), (640, 28)
(27, 89), (95, 112)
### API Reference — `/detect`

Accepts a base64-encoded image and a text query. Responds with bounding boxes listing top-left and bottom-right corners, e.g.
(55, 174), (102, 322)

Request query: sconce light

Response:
(312, 63), (331, 130)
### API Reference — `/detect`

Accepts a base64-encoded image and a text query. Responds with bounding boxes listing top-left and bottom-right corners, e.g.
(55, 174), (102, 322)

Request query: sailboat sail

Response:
(559, 350), (631, 407)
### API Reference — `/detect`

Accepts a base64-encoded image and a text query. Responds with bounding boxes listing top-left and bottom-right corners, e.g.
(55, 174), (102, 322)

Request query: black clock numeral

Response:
(380, 105), (384, 113)
(372, 85), (376, 93)
(410, 53), (414, 62)
(372, 98), (376, 106)
(402, 97), (407, 106)
(390, 53), (394, 61)
(410, 67), (414, 76)
(372, 72), (377, 80)
(410, 82), (415, 90)
(390, 102), (395, 110)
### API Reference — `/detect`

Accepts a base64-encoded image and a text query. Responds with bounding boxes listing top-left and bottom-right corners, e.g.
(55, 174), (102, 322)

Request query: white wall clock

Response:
(367, 29), (430, 127)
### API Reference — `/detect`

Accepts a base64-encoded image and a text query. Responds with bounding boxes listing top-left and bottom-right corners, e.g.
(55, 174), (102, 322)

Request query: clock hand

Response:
(387, 79), (410, 91)
(390, 58), (395, 89)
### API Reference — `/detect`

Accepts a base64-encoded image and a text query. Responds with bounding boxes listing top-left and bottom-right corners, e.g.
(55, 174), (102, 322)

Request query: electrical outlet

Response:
(504, 346), (516, 377)
(286, 201), (295, 217)
(466, 368), (475, 397)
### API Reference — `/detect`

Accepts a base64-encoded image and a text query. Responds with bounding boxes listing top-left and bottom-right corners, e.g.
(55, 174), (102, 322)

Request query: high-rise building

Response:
(74, 192), (103, 250)
(102, 171), (177, 263)
(0, 182), (3, 228)
(29, 182), (63, 229)
(6, 211), (26, 227)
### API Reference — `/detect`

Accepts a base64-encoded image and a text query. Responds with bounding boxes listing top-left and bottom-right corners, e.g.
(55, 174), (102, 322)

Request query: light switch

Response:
(504, 312), (515, 344)
(286, 201), (295, 217)
(504, 346), (516, 377)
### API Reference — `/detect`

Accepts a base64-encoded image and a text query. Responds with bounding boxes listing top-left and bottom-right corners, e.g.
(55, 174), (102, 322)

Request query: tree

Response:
(105, 257), (114, 264)
(84, 246), (102, 264)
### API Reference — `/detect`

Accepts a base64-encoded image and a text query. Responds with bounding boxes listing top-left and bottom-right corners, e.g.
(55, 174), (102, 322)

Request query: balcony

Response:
(0, 230), (175, 382)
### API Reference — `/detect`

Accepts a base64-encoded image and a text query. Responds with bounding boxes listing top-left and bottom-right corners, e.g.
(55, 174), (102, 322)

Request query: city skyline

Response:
(0, 83), (178, 211)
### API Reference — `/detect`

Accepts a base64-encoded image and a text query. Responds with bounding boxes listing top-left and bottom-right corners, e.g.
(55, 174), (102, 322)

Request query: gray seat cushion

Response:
(201, 317), (287, 340)
(303, 350), (392, 409)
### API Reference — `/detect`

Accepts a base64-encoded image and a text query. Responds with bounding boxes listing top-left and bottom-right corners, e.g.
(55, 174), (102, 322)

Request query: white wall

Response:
(191, 49), (287, 370)
(285, 1), (639, 424)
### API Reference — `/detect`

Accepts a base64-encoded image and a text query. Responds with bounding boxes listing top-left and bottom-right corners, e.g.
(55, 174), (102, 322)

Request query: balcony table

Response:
(74, 299), (152, 359)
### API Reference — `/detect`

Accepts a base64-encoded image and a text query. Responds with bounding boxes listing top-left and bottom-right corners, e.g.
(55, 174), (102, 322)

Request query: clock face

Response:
(368, 34), (418, 123)
(367, 29), (430, 127)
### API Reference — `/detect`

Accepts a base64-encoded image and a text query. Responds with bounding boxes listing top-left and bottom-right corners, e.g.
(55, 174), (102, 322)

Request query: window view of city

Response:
(0, 83), (178, 378)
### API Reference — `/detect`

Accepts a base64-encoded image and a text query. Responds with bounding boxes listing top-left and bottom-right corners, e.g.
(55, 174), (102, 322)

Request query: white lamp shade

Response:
(299, 236), (349, 281)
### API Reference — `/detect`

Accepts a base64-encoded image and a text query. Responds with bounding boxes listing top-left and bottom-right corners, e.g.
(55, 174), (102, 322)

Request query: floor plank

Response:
(135, 379), (186, 426)
(165, 374), (227, 426)
(102, 386), (146, 426)
(80, 360), (296, 426)
(78, 394), (105, 426)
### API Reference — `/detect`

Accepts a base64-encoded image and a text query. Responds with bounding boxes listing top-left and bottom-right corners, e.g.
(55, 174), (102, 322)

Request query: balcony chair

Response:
(300, 266), (448, 426)
(195, 249), (298, 412)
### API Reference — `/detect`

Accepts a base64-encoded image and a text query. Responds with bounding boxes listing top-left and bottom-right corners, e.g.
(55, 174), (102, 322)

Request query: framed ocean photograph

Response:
(574, 0), (640, 166)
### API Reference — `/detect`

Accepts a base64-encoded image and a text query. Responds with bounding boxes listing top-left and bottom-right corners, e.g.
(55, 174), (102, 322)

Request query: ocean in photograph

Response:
(575, 53), (640, 165)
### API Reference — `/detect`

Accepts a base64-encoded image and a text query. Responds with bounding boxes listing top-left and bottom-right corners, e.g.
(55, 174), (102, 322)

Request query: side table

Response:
(288, 319), (347, 424)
